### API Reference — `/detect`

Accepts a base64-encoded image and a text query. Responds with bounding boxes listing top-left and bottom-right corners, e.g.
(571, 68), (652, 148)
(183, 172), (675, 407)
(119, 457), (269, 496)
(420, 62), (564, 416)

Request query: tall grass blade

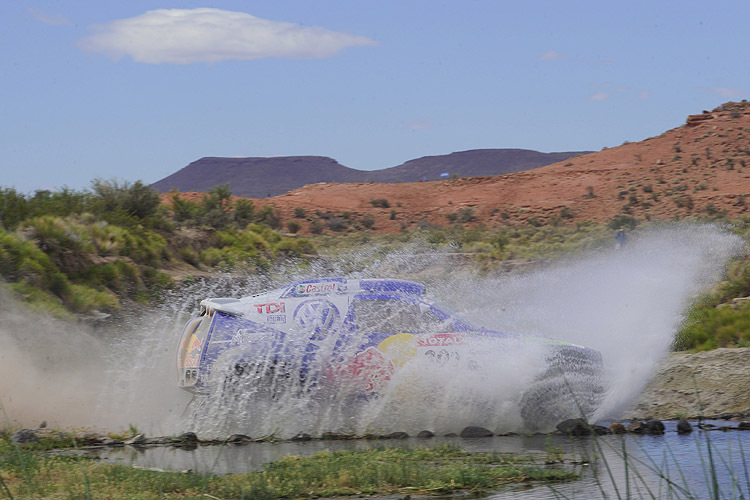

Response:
(0, 404), (35, 500)
(0, 474), (15, 499)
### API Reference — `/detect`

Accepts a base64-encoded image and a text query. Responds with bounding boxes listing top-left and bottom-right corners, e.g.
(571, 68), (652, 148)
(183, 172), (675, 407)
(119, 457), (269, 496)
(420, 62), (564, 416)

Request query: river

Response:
(82, 420), (749, 499)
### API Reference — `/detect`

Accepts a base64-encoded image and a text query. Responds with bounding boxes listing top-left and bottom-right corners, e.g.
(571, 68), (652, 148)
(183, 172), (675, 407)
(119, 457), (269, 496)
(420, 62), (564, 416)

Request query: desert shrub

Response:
(310, 219), (324, 234)
(360, 216), (375, 229)
(458, 208), (476, 223)
(370, 198), (390, 208)
(607, 215), (638, 231)
(66, 284), (119, 313)
(389, 210), (397, 220)
(275, 238), (315, 257)
(169, 192), (200, 222)
(446, 212), (458, 222)
(255, 206), (282, 229)
(674, 194), (694, 211)
(294, 207), (307, 218)
(527, 216), (542, 227)
(559, 207), (574, 219)
(90, 178), (161, 220)
(286, 220), (301, 233)
(326, 217), (348, 232)
(676, 302), (750, 350)
(233, 198), (255, 226)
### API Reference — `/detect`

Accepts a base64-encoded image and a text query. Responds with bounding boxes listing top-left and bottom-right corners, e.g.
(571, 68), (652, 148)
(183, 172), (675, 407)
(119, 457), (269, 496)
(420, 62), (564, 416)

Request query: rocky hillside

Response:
(150, 149), (589, 198)
(196, 101), (747, 235)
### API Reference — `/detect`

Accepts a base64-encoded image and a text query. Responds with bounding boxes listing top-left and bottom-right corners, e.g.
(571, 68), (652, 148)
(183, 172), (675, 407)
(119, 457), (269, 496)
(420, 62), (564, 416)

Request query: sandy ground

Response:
(626, 347), (750, 419)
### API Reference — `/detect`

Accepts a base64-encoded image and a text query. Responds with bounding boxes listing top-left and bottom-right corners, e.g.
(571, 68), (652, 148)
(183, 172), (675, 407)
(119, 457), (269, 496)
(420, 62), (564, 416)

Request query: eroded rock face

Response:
(626, 348), (750, 420)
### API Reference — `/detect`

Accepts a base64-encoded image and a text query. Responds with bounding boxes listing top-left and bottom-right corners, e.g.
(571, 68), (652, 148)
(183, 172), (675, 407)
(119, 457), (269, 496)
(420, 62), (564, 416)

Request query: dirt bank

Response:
(626, 347), (750, 419)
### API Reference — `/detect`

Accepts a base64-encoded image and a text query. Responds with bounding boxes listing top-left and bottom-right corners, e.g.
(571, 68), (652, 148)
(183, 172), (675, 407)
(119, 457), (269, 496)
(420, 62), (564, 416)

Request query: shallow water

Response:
(84, 421), (750, 498)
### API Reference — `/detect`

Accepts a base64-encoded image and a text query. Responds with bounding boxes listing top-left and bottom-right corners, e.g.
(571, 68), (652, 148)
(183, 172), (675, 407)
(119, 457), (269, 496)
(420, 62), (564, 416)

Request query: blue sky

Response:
(2, 1), (748, 193)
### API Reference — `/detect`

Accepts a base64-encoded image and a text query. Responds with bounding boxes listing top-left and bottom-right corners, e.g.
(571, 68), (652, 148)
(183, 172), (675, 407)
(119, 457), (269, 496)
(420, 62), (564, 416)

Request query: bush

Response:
(607, 215), (638, 231)
(370, 198), (390, 208)
(90, 178), (161, 220)
(294, 207), (307, 218)
(326, 217), (348, 232)
(310, 219), (324, 234)
(360, 216), (375, 229)
(675, 302), (750, 350)
(286, 220), (301, 233)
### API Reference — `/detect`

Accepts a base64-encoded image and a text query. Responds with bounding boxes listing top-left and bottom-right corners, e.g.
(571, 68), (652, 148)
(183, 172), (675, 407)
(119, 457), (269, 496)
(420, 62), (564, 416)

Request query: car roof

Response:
(200, 278), (426, 315)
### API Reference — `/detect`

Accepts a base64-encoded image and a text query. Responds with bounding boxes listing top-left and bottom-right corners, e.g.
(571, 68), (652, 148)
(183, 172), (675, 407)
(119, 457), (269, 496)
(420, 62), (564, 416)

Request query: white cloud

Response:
(77, 8), (377, 64)
(636, 90), (652, 100)
(588, 91), (609, 101)
(539, 50), (568, 61)
(29, 8), (71, 26)
(711, 86), (745, 98)
(406, 119), (434, 131)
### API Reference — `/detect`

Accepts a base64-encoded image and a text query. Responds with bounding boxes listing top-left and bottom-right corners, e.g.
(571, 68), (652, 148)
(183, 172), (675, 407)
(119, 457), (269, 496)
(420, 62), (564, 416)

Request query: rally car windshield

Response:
(352, 298), (458, 334)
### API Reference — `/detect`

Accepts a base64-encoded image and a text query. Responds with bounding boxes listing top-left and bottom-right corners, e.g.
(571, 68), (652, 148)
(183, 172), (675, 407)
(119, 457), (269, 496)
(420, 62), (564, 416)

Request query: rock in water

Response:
(556, 418), (592, 436)
(177, 432), (198, 443)
(386, 431), (409, 439)
(460, 426), (493, 438)
(609, 423), (627, 434)
(677, 420), (693, 434)
(644, 420), (665, 434)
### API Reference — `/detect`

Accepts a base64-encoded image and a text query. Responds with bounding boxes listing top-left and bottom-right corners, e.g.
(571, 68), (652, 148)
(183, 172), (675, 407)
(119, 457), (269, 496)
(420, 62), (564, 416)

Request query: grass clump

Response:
(0, 443), (576, 499)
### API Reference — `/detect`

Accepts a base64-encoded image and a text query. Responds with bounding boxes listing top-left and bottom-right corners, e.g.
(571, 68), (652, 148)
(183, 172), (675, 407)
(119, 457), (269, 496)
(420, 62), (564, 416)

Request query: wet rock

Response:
(609, 423), (627, 434)
(386, 431), (409, 439)
(11, 429), (39, 445)
(644, 420), (665, 435)
(627, 421), (646, 434)
(362, 433), (380, 440)
(81, 432), (103, 445)
(125, 434), (146, 445)
(737, 422), (750, 430)
(556, 418), (592, 436)
(101, 438), (123, 446)
(146, 437), (173, 445)
(321, 432), (354, 440)
(592, 425), (612, 435)
(227, 434), (251, 443)
(291, 433), (311, 441)
(443, 432), (458, 437)
(677, 420), (693, 434)
(459, 426), (493, 438)
(38, 421), (47, 429)
(416, 430), (435, 438)
(176, 432), (198, 443)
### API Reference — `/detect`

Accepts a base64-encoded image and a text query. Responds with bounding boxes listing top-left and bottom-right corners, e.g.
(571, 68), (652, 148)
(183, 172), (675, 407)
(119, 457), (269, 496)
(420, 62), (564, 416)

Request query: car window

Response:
(353, 298), (454, 334)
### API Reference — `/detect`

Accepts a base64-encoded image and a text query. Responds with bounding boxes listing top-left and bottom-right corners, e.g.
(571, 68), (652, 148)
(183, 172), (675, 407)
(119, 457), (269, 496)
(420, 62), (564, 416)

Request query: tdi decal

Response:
(254, 302), (285, 314)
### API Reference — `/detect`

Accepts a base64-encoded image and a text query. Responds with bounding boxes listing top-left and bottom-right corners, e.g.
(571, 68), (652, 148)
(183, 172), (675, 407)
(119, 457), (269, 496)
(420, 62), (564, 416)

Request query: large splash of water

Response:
(0, 223), (743, 436)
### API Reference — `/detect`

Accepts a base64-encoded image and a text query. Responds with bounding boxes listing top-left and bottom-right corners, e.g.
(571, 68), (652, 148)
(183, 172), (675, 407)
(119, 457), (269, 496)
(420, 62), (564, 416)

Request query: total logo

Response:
(296, 282), (338, 295)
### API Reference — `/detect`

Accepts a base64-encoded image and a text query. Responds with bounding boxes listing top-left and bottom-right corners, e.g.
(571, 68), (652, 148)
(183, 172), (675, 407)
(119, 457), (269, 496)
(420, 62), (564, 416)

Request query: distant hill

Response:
(150, 149), (590, 198)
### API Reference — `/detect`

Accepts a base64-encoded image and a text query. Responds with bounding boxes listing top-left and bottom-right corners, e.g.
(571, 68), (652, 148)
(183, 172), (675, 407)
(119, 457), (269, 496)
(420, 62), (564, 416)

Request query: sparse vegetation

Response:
(370, 198), (390, 208)
(0, 441), (576, 499)
(0, 181), (314, 316)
